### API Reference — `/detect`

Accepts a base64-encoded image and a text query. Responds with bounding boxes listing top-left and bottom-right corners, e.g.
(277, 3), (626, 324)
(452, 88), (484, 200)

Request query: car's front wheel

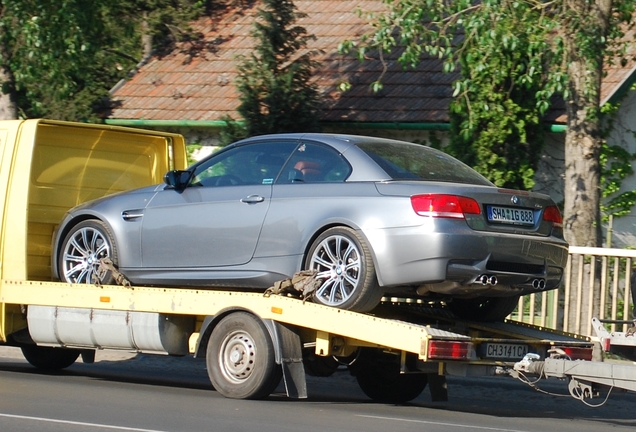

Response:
(305, 227), (383, 313)
(58, 220), (118, 285)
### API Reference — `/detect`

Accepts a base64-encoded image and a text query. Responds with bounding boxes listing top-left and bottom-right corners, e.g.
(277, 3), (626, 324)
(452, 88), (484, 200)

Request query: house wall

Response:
(603, 89), (636, 248)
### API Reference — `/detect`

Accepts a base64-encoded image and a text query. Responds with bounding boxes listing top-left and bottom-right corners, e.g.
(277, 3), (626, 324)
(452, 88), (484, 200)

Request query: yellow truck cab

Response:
(0, 119), (187, 344)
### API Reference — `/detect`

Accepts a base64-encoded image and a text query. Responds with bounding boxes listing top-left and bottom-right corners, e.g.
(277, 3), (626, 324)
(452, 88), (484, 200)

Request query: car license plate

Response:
(485, 343), (528, 359)
(487, 206), (534, 225)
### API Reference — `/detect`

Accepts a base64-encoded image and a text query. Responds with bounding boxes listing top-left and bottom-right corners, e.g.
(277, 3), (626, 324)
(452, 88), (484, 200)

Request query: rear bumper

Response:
(363, 220), (568, 292)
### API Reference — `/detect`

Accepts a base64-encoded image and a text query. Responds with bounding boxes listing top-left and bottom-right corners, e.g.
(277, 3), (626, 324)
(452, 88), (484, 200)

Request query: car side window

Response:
(278, 141), (351, 184)
(190, 141), (297, 187)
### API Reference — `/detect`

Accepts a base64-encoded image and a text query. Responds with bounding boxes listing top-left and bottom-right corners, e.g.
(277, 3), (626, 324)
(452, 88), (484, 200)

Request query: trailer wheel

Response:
(59, 219), (118, 285)
(20, 345), (80, 370)
(206, 312), (282, 399)
(305, 227), (383, 312)
(447, 295), (520, 322)
(351, 353), (428, 403)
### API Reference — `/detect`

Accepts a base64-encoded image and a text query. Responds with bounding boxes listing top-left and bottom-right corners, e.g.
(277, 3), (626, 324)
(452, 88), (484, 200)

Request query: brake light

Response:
(557, 346), (593, 361)
(411, 194), (481, 218)
(542, 206), (563, 228)
(427, 340), (475, 360)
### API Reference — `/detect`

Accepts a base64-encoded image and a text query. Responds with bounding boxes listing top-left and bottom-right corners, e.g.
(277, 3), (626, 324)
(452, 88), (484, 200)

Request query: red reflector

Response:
(411, 194), (481, 218)
(542, 206), (563, 228)
(428, 340), (474, 360)
(558, 346), (593, 361)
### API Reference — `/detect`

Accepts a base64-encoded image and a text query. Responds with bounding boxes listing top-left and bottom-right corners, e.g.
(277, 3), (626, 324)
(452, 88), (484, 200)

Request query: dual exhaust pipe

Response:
(531, 278), (546, 290)
(476, 274), (546, 290)
(477, 274), (498, 286)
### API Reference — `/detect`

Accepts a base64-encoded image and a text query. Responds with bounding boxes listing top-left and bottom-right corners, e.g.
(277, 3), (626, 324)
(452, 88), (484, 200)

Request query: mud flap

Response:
(263, 320), (307, 399)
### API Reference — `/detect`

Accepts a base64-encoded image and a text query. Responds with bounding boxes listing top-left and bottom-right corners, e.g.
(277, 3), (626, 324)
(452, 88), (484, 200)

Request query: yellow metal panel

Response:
(1, 281), (431, 355)
(315, 331), (331, 355)
(0, 119), (187, 341)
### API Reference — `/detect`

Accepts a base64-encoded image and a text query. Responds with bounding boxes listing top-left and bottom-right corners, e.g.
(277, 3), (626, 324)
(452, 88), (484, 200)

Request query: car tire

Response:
(447, 295), (520, 322)
(58, 220), (118, 285)
(206, 312), (282, 400)
(350, 351), (428, 403)
(305, 227), (383, 312)
(20, 345), (80, 370)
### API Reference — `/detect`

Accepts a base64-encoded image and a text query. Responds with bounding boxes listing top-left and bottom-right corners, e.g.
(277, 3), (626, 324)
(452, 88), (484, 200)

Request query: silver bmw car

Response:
(52, 133), (568, 321)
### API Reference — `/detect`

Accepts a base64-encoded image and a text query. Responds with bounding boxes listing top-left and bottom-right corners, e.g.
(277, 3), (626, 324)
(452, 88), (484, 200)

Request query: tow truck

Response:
(0, 119), (634, 404)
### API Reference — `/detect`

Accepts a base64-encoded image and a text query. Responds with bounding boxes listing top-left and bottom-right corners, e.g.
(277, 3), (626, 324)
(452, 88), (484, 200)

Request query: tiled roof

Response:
(109, 1), (636, 125)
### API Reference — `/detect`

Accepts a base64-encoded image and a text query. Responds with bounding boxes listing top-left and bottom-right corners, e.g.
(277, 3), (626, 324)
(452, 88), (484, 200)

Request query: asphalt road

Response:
(1, 346), (635, 432)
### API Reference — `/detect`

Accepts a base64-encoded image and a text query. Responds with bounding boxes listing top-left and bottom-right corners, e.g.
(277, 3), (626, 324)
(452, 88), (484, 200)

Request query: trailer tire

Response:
(59, 219), (118, 285)
(447, 295), (520, 322)
(206, 312), (282, 399)
(352, 353), (428, 403)
(20, 345), (80, 370)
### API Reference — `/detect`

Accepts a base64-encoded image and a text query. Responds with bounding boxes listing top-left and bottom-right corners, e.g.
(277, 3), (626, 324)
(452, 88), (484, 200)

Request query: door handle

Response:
(240, 195), (265, 204)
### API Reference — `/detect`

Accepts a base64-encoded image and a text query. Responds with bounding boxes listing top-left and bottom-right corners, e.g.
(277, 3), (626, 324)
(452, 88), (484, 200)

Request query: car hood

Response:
(67, 184), (163, 214)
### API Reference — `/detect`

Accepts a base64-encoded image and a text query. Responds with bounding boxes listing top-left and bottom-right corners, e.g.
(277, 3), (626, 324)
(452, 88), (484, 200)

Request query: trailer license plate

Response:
(485, 343), (528, 359)
(487, 206), (534, 225)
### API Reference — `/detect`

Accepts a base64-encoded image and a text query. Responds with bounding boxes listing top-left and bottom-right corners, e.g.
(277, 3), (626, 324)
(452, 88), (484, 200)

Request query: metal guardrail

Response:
(512, 246), (635, 337)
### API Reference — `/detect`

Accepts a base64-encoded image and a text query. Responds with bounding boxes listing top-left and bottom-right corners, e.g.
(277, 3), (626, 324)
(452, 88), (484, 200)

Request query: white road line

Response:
(0, 413), (169, 432)
(356, 415), (529, 432)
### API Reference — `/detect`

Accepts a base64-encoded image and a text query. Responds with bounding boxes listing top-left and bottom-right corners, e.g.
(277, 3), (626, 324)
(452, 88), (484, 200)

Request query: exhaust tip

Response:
(532, 278), (546, 290)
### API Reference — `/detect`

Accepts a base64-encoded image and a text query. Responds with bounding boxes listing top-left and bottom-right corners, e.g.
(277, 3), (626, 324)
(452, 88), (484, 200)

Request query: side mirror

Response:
(164, 170), (192, 191)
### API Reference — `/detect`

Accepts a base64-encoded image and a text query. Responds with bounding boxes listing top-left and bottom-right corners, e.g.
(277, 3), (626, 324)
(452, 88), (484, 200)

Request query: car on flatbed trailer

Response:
(51, 132), (568, 321)
(0, 120), (630, 405)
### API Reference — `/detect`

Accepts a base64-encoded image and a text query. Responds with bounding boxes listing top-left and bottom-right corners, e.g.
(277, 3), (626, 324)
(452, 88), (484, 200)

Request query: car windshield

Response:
(357, 141), (493, 186)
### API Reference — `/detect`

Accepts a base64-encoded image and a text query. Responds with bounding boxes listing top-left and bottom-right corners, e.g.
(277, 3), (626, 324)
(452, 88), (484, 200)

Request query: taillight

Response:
(427, 340), (475, 360)
(543, 206), (563, 228)
(555, 346), (593, 361)
(411, 194), (481, 218)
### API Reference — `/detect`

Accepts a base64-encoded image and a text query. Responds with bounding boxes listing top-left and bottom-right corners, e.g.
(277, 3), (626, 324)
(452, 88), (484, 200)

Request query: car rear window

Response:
(357, 141), (493, 186)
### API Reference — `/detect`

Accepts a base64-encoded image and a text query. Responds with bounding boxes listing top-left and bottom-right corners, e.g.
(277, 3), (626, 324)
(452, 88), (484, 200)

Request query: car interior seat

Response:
(294, 160), (322, 182)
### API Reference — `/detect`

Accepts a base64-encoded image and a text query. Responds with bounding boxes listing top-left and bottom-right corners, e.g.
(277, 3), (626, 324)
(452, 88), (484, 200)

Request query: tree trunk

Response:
(141, 11), (153, 61)
(0, 41), (18, 120)
(561, 0), (612, 247)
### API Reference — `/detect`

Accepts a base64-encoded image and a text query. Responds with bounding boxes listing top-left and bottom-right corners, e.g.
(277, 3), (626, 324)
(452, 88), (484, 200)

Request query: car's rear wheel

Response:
(206, 312), (282, 399)
(305, 227), (383, 312)
(447, 295), (520, 322)
(20, 345), (80, 370)
(59, 220), (118, 285)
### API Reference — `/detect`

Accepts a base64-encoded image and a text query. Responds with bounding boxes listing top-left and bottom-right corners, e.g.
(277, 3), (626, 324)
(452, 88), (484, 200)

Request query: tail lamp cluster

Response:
(410, 193), (563, 228)
(427, 340), (475, 360)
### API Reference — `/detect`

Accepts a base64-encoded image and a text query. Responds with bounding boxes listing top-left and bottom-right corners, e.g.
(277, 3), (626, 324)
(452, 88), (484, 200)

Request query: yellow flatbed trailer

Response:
(0, 120), (611, 403)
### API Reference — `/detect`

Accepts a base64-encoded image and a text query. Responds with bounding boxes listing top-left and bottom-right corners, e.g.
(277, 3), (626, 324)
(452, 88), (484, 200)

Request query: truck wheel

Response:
(351, 353), (428, 403)
(59, 220), (118, 285)
(20, 345), (80, 370)
(305, 227), (383, 312)
(206, 312), (282, 399)
(447, 295), (520, 322)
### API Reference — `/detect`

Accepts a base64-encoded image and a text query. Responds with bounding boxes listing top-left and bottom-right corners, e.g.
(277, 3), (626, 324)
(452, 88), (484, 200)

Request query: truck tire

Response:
(447, 295), (520, 322)
(20, 345), (80, 370)
(206, 312), (282, 399)
(59, 219), (118, 285)
(351, 352), (428, 403)
(305, 227), (383, 312)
